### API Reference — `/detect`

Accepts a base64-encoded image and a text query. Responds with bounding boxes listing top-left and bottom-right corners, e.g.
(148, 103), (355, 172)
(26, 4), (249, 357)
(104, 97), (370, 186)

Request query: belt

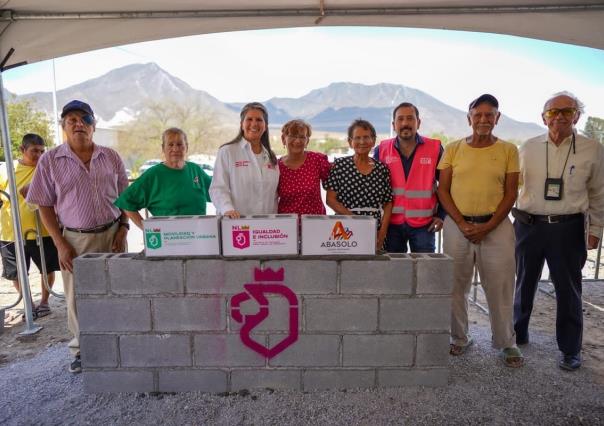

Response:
(531, 212), (583, 224)
(64, 218), (119, 234)
(462, 214), (493, 224)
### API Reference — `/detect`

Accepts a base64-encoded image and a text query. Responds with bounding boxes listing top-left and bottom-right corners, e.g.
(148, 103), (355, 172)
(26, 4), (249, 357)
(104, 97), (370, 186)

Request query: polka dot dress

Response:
(325, 156), (393, 227)
(278, 151), (331, 215)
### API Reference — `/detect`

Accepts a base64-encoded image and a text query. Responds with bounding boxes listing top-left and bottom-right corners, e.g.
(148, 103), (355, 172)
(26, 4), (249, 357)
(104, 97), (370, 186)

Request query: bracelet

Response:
(119, 222), (130, 230)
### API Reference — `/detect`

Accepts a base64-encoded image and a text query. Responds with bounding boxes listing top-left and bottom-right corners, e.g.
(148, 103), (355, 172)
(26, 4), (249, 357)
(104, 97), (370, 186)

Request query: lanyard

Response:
(546, 133), (575, 179)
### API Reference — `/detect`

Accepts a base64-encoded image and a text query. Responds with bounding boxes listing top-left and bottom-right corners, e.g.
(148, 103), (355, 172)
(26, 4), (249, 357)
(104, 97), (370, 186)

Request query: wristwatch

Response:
(119, 222), (130, 230)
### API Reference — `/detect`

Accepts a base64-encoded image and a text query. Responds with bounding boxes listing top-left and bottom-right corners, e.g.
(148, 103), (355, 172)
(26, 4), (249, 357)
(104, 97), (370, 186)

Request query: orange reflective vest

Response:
(378, 137), (441, 226)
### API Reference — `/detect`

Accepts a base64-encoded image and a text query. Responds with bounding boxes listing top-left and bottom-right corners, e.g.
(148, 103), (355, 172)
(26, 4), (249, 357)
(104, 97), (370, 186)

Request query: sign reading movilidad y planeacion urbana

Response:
(143, 216), (220, 256)
(222, 215), (298, 256)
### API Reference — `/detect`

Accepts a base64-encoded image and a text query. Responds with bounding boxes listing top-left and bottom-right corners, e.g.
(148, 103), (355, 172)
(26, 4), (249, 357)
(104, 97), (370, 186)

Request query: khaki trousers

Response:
(62, 223), (120, 356)
(443, 216), (517, 349)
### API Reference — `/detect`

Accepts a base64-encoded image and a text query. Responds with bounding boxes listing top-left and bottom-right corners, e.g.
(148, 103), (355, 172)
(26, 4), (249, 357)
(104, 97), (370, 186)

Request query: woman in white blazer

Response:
(210, 102), (279, 217)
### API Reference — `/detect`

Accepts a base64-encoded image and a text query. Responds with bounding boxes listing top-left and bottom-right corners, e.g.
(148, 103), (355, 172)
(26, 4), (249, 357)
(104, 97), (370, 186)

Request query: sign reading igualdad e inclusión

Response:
(221, 215), (298, 256)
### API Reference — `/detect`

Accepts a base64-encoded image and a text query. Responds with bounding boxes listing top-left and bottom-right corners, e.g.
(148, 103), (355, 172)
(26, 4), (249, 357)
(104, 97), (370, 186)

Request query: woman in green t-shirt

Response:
(114, 127), (212, 229)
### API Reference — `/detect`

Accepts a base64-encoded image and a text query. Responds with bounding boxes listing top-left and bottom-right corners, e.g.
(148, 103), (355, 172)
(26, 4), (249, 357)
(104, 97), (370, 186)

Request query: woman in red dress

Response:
(277, 120), (331, 215)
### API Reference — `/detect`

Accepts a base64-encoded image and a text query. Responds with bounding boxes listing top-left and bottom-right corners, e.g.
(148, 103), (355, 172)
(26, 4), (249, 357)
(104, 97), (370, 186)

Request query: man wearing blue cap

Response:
(27, 100), (130, 374)
(437, 94), (524, 368)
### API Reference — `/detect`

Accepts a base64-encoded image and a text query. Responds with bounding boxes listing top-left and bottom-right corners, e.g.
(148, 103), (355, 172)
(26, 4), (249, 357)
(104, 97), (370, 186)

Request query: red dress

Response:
(277, 151), (331, 215)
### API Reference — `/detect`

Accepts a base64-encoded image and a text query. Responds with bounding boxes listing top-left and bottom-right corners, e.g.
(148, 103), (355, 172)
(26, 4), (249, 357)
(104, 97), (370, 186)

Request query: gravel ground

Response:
(1, 325), (603, 426)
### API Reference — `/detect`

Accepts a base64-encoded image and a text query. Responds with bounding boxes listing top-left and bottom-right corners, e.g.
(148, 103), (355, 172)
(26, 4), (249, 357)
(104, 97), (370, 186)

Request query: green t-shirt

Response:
(115, 162), (212, 216)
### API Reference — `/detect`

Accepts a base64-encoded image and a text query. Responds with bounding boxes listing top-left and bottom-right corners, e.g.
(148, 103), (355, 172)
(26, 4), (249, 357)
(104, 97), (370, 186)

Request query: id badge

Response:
(544, 178), (563, 200)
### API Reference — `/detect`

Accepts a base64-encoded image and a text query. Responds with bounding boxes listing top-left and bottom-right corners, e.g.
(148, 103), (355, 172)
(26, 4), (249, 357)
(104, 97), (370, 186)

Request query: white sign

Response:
(143, 216), (220, 257)
(221, 215), (298, 256)
(301, 215), (376, 255)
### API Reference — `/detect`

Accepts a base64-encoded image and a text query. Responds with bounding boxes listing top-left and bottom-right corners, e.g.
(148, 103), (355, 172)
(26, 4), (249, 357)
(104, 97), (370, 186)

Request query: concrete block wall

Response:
(75, 253), (452, 393)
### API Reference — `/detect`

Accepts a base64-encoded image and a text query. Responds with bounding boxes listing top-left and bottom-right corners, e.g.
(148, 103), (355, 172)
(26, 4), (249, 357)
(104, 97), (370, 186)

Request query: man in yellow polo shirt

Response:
(0, 133), (60, 318)
(437, 94), (523, 368)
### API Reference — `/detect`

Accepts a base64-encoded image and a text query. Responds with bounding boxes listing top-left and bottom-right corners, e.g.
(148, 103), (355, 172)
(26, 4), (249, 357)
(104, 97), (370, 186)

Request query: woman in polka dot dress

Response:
(326, 119), (393, 250)
(277, 120), (331, 215)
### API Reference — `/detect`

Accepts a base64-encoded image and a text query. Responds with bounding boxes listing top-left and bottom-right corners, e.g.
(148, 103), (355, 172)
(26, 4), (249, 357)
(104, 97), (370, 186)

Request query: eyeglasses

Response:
(64, 114), (95, 126)
(286, 135), (308, 141)
(351, 135), (374, 142)
(543, 108), (577, 119)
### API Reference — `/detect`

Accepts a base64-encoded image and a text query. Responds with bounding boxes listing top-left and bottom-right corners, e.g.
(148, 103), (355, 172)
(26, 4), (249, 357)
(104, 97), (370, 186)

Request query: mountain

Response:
(16, 63), (543, 141)
(260, 82), (543, 140)
(17, 63), (238, 126)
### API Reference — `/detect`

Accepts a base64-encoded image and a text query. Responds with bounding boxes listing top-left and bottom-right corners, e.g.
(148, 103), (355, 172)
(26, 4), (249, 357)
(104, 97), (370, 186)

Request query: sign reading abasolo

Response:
(301, 215), (376, 255)
(221, 215), (298, 256)
(143, 216), (220, 257)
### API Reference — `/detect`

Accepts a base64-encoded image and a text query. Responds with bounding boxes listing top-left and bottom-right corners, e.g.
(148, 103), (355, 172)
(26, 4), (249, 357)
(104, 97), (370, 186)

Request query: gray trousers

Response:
(62, 223), (121, 356)
(443, 216), (517, 349)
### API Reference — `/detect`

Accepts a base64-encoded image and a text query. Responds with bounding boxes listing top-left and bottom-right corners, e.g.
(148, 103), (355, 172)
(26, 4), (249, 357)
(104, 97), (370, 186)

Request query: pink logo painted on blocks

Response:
(230, 268), (299, 358)
(232, 226), (250, 249)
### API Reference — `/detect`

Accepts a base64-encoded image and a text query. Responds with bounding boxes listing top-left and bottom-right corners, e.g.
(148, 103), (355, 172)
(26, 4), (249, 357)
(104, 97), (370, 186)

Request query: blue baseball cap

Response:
(61, 100), (94, 118)
(468, 94), (499, 110)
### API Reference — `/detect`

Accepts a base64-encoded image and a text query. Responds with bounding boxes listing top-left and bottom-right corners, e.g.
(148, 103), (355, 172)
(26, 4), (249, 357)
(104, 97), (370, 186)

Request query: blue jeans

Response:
(385, 222), (436, 253)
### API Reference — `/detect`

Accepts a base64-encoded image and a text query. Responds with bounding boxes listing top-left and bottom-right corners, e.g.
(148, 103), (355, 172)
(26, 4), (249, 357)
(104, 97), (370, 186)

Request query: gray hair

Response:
(544, 91), (585, 114)
(161, 127), (188, 147)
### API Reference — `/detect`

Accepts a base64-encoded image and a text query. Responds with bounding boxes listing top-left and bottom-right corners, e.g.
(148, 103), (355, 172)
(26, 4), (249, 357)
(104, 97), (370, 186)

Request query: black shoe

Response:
(558, 354), (581, 371)
(69, 355), (82, 374)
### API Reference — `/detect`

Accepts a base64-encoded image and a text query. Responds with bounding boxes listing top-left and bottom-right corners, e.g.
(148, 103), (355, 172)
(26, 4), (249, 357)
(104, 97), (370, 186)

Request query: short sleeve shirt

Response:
(437, 139), (519, 216)
(277, 151), (331, 215)
(326, 156), (393, 226)
(114, 162), (212, 216)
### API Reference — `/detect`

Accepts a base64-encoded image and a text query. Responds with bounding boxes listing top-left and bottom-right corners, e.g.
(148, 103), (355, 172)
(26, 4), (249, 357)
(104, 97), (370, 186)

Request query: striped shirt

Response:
(26, 142), (128, 229)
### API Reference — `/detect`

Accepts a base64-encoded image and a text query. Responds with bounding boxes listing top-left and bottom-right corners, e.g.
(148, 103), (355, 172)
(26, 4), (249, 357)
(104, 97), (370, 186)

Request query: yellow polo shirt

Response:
(0, 161), (49, 241)
(438, 139), (519, 216)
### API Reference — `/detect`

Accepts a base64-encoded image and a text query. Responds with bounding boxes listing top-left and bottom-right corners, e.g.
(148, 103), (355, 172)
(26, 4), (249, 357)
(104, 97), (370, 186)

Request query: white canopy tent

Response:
(0, 1), (603, 332)
(1, 1), (603, 69)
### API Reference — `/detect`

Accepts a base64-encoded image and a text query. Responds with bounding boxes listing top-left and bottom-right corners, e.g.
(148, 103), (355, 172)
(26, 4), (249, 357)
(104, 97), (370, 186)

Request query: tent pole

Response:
(0, 59), (42, 335)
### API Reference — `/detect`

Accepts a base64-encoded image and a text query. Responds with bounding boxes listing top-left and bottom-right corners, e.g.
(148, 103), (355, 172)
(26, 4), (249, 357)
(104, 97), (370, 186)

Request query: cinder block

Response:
(377, 368), (448, 387)
(261, 260), (337, 294)
(154, 297), (226, 331)
(78, 298), (151, 332)
(120, 334), (191, 367)
(305, 297), (378, 332)
(229, 296), (301, 332)
(416, 333), (450, 367)
(304, 370), (375, 390)
(230, 370), (301, 391)
(343, 335), (414, 366)
(380, 298), (450, 331)
(83, 371), (154, 393)
(185, 259), (260, 294)
(158, 370), (227, 393)
(80, 335), (118, 368)
(341, 258), (413, 295)
(269, 335), (339, 367)
(109, 256), (184, 294)
(194, 334), (265, 367)
(74, 254), (111, 295)
(416, 254), (453, 295)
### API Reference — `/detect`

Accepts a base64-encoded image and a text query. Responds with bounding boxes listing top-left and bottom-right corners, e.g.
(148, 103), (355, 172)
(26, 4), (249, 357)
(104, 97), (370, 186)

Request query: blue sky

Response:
(4, 27), (603, 127)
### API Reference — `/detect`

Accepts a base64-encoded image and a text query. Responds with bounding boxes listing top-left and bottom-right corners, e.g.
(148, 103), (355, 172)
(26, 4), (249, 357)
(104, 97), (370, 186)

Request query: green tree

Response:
(308, 134), (348, 154)
(116, 99), (234, 168)
(583, 116), (604, 143)
(0, 98), (54, 161)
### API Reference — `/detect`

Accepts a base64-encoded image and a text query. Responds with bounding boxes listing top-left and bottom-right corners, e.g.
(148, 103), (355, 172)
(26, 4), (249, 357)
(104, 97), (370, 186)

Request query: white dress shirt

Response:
(517, 132), (604, 237)
(210, 138), (279, 215)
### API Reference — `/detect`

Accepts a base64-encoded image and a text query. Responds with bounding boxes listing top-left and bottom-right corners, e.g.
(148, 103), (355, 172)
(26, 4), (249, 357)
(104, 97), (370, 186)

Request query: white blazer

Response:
(210, 138), (279, 215)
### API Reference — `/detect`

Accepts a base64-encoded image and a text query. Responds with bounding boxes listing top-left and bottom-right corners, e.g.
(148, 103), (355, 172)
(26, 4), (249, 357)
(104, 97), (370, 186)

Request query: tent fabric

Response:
(0, 1), (603, 68)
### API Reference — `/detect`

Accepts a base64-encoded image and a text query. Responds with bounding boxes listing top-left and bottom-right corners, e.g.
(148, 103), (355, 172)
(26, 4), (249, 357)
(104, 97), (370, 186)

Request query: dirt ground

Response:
(2, 269), (603, 383)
